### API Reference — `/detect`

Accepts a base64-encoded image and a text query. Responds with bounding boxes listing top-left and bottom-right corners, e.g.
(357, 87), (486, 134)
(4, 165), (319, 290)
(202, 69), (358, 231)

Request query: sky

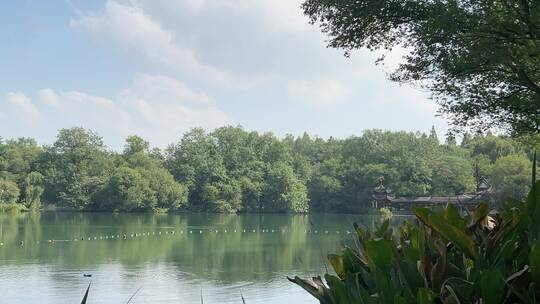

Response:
(0, 0), (448, 150)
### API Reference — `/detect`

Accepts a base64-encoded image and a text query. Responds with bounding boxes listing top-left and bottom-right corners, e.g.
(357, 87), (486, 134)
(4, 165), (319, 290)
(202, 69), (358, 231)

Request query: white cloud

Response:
(47, 0), (447, 143)
(5, 92), (40, 119)
(179, 0), (308, 33)
(70, 1), (261, 89)
(115, 73), (229, 143)
(1, 74), (230, 148)
(288, 79), (352, 106)
(244, 1), (309, 33)
(374, 84), (438, 115)
(37, 88), (61, 107)
(121, 73), (211, 105)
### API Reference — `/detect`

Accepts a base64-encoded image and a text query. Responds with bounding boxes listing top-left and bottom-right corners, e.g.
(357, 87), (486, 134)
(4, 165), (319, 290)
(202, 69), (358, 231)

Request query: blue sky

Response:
(0, 0), (448, 149)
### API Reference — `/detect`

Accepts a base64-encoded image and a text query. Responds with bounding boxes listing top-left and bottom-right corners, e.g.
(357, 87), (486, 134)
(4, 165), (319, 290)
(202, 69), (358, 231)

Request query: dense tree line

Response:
(0, 126), (536, 213)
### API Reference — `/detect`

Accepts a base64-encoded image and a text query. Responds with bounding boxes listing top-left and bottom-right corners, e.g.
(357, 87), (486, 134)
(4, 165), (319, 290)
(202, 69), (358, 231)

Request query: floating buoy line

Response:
(0, 228), (354, 246)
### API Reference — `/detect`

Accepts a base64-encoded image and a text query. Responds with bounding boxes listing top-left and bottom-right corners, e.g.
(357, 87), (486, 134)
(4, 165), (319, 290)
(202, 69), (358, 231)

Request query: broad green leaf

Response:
(354, 223), (367, 242)
(413, 207), (478, 259)
(531, 241), (540, 285)
(468, 203), (489, 231)
(418, 223), (426, 256)
(444, 204), (465, 230)
(343, 274), (369, 303)
(329, 248), (365, 280)
(527, 181), (540, 242)
(414, 207), (430, 222)
(372, 268), (394, 303)
(287, 276), (333, 303)
(443, 285), (461, 304)
(328, 254), (345, 279)
(364, 239), (394, 271)
(479, 269), (504, 304)
(417, 288), (434, 304)
(493, 239), (517, 265)
(430, 239), (447, 291)
(325, 274), (352, 304)
(342, 247), (366, 272)
(390, 240), (420, 300)
(533, 149), (537, 188)
(393, 295), (407, 304)
(358, 268), (376, 292)
(375, 220), (390, 238)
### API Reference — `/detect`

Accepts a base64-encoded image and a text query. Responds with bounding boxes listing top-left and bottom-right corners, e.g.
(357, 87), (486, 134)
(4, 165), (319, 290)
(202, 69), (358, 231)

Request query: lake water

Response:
(0, 212), (403, 303)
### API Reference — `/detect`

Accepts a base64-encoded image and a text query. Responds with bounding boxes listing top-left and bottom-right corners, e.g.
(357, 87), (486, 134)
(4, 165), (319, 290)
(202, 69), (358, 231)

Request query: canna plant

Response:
(289, 181), (540, 303)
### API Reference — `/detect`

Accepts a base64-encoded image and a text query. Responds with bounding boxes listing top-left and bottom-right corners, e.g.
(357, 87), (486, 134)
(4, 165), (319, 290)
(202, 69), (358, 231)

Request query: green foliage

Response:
(24, 172), (44, 209)
(0, 137), (41, 184)
(95, 135), (188, 212)
(98, 167), (157, 211)
(165, 127), (309, 213)
(124, 135), (150, 156)
(290, 183), (540, 303)
(491, 154), (532, 201)
(263, 162), (309, 213)
(0, 126), (537, 212)
(39, 127), (112, 209)
(142, 167), (188, 210)
(0, 179), (20, 204)
(430, 155), (475, 195)
(0, 203), (27, 212)
(302, 0), (540, 135)
(200, 179), (242, 213)
(466, 135), (521, 163)
(309, 158), (345, 212)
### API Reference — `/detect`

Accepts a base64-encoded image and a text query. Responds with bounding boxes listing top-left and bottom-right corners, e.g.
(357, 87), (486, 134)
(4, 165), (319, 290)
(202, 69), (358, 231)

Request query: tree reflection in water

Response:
(0, 212), (405, 303)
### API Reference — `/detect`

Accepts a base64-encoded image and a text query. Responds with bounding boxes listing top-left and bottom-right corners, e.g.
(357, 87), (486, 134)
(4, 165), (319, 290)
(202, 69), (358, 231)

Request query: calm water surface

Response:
(0, 212), (404, 303)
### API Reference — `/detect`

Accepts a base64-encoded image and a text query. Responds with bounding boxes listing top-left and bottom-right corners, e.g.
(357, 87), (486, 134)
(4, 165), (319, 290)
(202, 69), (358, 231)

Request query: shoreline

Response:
(0, 204), (403, 216)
